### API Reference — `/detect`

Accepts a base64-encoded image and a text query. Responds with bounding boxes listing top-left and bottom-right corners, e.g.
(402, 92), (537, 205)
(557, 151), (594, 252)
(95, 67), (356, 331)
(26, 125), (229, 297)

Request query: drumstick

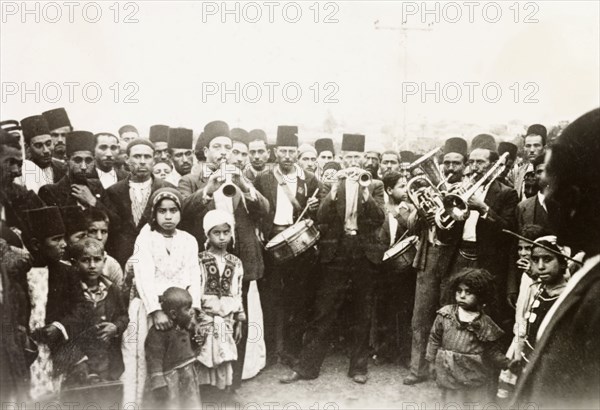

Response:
(295, 188), (320, 224)
(501, 229), (583, 265)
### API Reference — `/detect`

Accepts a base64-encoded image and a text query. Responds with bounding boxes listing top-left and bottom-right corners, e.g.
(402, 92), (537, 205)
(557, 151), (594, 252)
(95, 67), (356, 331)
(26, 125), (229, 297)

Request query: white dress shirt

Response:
(96, 167), (118, 189)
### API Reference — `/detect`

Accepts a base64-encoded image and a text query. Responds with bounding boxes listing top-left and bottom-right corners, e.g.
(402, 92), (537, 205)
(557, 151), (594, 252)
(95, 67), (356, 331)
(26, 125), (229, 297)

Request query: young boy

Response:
(84, 208), (124, 291)
(23, 206), (88, 398)
(69, 238), (129, 382)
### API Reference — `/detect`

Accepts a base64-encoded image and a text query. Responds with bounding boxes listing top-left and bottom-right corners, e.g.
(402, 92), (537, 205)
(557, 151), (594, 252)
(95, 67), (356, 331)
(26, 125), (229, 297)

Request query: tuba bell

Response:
(405, 147), (456, 230)
(442, 152), (509, 222)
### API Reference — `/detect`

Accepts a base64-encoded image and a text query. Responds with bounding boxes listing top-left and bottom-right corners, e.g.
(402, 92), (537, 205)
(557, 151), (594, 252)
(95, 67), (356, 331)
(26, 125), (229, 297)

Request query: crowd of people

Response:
(0, 106), (598, 409)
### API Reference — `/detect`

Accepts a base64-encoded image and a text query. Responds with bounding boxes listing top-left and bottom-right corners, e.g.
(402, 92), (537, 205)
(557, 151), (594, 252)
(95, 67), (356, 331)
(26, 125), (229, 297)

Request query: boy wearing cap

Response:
(23, 206), (89, 397)
(38, 131), (113, 218)
(42, 108), (72, 163)
(18, 115), (67, 194)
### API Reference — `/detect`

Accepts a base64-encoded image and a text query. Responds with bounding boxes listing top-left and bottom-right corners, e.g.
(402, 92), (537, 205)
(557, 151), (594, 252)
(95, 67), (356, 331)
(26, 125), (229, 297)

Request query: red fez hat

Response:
(443, 137), (468, 157)
(470, 134), (497, 152)
(203, 121), (231, 145)
(315, 138), (335, 155)
(276, 126), (299, 147)
(42, 108), (71, 131)
(66, 131), (95, 156)
(21, 115), (50, 144)
(168, 128), (193, 149)
(341, 133), (365, 152)
(25, 206), (65, 240)
(149, 125), (169, 144)
(248, 129), (267, 143)
(498, 141), (518, 161)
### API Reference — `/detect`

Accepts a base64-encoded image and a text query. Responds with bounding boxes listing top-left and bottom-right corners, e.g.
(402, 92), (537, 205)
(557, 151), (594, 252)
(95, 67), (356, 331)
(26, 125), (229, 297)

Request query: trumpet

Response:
(208, 160), (239, 198)
(405, 147), (456, 230)
(336, 167), (372, 187)
(442, 152), (509, 222)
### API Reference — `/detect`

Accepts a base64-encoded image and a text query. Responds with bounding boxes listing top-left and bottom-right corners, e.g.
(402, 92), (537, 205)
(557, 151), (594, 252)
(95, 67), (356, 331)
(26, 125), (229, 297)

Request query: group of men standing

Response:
(1, 106), (599, 409)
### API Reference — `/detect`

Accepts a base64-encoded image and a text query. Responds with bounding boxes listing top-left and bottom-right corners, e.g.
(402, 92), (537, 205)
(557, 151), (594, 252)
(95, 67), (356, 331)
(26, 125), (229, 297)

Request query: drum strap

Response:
(273, 166), (303, 212)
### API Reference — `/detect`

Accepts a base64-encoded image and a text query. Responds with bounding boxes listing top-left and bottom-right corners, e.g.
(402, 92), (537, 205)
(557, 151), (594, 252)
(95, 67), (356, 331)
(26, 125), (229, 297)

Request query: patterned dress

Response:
(121, 225), (201, 404)
(195, 251), (245, 389)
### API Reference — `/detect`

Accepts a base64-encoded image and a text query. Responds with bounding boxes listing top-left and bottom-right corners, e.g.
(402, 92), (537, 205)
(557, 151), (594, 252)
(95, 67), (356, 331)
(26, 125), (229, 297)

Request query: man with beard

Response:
(165, 127), (193, 186)
(364, 143), (384, 179)
(280, 133), (383, 385)
(42, 108), (72, 163)
(298, 143), (318, 174)
(254, 125), (320, 366)
(91, 132), (129, 189)
(38, 131), (110, 215)
(245, 129), (270, 182)
(512, 108), (600, 410)
(18, 115), (67, 194)
(315, 138), (335, 179)
(404, 137), (468, 385)
(104, 139), (174, 267)
(149, 124), (170, 162)
(379, 150), (402, 178)
(0, 129), (44, 249)
(513, 124), (547, 200)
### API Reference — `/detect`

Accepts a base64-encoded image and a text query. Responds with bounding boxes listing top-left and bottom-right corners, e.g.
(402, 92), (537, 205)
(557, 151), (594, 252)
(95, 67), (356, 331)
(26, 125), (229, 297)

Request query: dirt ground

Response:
(221, 355), (441, 410)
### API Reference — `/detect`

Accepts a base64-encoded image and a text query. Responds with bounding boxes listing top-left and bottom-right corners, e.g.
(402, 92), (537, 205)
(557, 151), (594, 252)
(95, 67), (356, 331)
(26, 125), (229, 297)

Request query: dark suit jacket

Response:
(0, 183), (45, 247)
(253, 168), (321, 239)
(38, 174), (111, 214)
(517, 194), (550, 232)
(513, 257), (600, 409)
(317, 179), (385, 265)
(449, 180), (518, 299)
(51, 159), (67, 182)
(103, 177), (175, 267)
(178, 172), (269, 281)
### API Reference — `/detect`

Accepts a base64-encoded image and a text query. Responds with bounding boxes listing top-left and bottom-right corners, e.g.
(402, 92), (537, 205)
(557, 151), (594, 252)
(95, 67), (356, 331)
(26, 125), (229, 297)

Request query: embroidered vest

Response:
(200, 251), (235, 298)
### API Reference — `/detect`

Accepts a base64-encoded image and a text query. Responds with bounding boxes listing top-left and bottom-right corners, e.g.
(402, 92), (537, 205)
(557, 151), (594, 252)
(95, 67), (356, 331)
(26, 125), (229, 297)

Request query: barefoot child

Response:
(196, 209), (246, 390)
(426, 268), (513, 403)
(145, 287), (202, 409)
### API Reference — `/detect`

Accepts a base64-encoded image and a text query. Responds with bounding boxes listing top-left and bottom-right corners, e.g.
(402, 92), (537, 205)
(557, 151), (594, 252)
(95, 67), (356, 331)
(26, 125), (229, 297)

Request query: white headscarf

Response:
(203, 209), (235, 247)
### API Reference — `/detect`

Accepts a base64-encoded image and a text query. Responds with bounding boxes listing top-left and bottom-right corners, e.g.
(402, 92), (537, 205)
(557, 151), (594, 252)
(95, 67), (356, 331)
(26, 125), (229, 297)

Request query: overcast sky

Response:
(1, 1), (598, 143)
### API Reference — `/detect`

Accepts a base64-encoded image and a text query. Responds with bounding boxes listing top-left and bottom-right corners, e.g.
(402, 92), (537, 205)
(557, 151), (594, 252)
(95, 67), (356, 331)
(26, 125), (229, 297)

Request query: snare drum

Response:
(382, 235), (418, 270)
(265, 219), (320, 263)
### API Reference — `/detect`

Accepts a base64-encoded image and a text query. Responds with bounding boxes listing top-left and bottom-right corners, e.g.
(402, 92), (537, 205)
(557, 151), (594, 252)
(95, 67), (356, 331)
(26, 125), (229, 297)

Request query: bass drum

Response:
(382, 234), (418, 271)
(265, 219), (320, 263)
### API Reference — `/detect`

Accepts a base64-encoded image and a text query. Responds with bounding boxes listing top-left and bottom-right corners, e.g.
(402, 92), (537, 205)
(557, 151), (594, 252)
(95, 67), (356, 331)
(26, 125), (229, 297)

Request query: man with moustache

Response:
(90, 132), (129, 189)
(404, 137), (468, 385)
(230, 128), (251, 171)
(281, 133), (384, 384)
(149, 124), (170, 162)
(298, 143), (318, 174)
(512, 108), (600, 410)
(178, 120), (268, 389)
(315, 138), (335, 180)
(18, 115), (67, 194)
(513, 124), (547, 200)
(253, 126), (321, 366)
(245, 129), (270, 182)
(38, 131), (110, 214)
(364, 143), (384, 179)
(42, 108), (72, 163)
(104, 139), (174, 267)
(379, 150), (402, 177)
(165, 127), (193, 186)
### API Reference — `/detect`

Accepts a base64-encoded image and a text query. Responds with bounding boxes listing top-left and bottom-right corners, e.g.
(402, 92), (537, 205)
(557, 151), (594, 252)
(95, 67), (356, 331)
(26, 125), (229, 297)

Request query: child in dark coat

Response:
(144, 287), (202, 409)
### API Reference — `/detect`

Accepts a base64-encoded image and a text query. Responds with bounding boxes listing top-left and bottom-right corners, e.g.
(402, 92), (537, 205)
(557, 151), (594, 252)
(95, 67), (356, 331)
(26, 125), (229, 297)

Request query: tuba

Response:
(442, 152), (509, 222)
(405, 148), (456, 230)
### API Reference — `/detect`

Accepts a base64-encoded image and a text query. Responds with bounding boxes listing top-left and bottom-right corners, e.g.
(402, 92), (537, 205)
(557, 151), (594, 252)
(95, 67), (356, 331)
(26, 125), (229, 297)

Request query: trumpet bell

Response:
(359, 172), (371, 187)
(222, 183), (237, 197)
(442, 193), (469, 221)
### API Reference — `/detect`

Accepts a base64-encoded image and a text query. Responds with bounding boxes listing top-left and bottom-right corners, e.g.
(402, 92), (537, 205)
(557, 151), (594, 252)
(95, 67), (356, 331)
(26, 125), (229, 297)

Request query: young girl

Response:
(145, 287), (201, 409)
(121, 187), (202, 403)
(195, 209), (245, 390)
(426, 268), (511, 403)
(516, 235), (569, 363)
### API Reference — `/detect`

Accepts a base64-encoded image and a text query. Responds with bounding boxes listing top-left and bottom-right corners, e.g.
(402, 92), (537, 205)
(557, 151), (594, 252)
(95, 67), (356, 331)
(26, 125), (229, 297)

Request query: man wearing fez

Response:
(165, 127), (193, 186)
(117, 125), (139, 151)
(246, 129), (270, 182)
(445, 134), (518, 331)
(42, 108), (72, 163)
(0, 129), (45, 250)
(281, 133), (384, 385)
(38, 131), (110, 215)
(512, 108), (600, 410)
(90, 132), (129, 189)
(253, 125), (321, 366)
(22, 206), (88, 398)
(404, 137), (468, 385)
(513, 124), (547, 200)
(149, 124), (170, 162)
(230, 128), (251, 171)
(315, 138), (335, 179)
(297, 143), (318, 174)
(18, 115), (67, 194)
(178, 120), (268, 388)
(104, 139), (174, 267)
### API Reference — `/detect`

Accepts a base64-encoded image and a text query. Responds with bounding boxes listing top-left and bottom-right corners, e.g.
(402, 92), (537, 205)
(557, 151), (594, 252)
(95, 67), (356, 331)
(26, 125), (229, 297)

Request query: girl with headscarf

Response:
(121, 187), (202, 404)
